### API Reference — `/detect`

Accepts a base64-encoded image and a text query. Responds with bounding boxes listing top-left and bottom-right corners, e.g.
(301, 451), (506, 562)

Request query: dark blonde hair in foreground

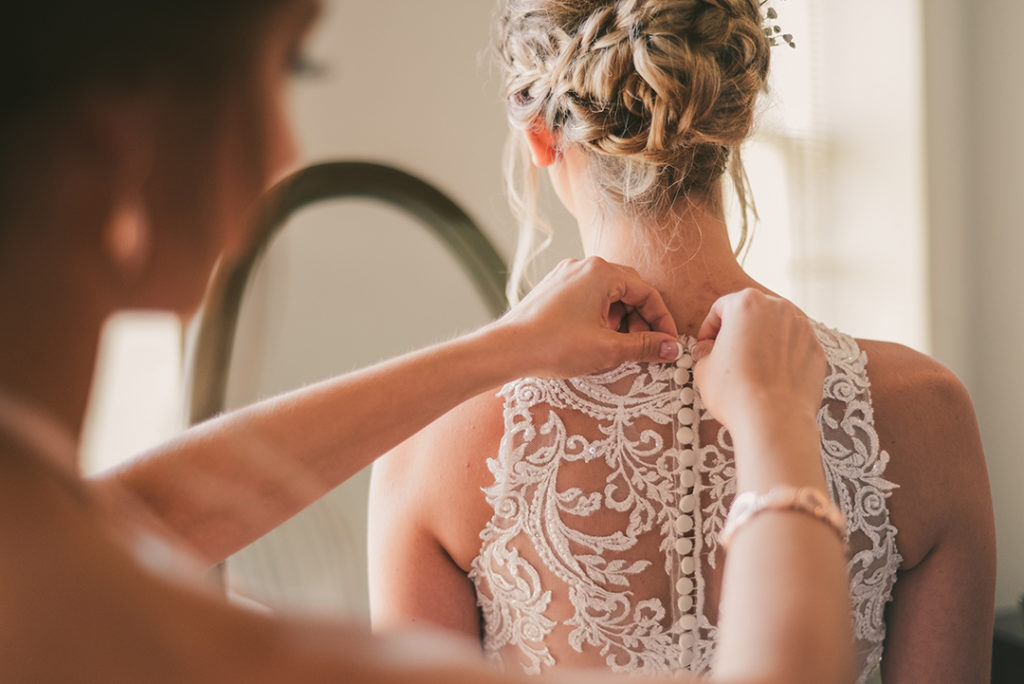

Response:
(498, 0), (771, 302)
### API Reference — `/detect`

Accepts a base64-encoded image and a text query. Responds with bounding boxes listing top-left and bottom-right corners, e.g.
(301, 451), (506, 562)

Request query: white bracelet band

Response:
(719, 486), (847, 550)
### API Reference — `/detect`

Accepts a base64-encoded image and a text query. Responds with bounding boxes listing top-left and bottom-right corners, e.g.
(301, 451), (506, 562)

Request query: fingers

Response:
(691, 287), (827, 423)
(607, 301), (627, 332)
(611, 331), (684, 365)
(503, 256), (685, 377)
(692, 339), (714, 363)
(696, 299), (725, 343)
(695, 288), (785, 347)
(692, 291), (736, 362)
(626, 311), (650, 334)
(604, 264), (678, 338)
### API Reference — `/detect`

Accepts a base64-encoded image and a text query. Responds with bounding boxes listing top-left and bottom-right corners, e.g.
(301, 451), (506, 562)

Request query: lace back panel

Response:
(468, 324), (902, 683)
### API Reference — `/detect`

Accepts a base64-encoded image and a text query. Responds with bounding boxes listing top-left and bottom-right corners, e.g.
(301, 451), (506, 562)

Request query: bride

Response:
(368, 1), (995, 682)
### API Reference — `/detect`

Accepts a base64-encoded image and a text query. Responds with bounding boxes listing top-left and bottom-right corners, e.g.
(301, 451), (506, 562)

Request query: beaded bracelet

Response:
(719, 486), (847, 550)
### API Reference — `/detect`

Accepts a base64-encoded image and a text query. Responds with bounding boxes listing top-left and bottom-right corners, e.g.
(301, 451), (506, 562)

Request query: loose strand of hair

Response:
(728, 145), (758, 262)
(504, 131), (554, 304)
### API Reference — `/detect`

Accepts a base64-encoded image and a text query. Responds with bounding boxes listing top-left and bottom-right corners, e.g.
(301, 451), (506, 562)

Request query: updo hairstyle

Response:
(498, 0), (771, 301)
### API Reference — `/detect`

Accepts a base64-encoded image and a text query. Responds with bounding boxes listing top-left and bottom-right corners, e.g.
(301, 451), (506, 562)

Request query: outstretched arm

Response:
(94, 257), (682, 563)
(15, 288), (855, 684)
(694, 290), (855, 684)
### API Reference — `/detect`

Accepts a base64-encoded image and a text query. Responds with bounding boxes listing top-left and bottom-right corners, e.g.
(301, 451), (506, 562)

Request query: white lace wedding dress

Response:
(468, 322), (902, 684)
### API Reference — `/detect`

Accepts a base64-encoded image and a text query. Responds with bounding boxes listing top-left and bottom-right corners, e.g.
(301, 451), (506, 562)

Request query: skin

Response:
(369, 129), (996, 682)
(0, 1), (857, 683)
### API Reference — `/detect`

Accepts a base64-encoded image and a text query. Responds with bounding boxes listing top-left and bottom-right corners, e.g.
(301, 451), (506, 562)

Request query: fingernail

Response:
(660, 341), (683, 361)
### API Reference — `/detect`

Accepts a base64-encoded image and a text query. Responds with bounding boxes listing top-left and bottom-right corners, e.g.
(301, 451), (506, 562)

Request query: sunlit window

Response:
(740, 0), (926, 351)
(80, 312), (184, 475)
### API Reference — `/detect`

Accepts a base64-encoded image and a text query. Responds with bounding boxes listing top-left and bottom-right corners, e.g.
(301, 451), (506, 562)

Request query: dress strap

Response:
(0, 389), (88, 500)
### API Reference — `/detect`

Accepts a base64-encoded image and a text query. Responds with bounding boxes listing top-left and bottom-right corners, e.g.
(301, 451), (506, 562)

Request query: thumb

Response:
(691, 339), (714, 363)
(617, 331), (683, 364)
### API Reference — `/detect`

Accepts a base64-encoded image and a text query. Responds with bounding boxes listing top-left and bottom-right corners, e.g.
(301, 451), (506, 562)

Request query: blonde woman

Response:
(368, 1), (996, 682)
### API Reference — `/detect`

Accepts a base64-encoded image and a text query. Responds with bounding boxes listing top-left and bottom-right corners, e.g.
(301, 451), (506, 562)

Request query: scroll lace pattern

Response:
(467, 323), (902, 683)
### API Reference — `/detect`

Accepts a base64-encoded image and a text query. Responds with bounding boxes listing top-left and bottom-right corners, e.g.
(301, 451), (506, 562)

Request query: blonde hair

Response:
(498, 0), (771, 301)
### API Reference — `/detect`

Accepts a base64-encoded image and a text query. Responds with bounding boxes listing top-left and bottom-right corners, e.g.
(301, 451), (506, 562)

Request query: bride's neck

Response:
(577, 199), (766, 337)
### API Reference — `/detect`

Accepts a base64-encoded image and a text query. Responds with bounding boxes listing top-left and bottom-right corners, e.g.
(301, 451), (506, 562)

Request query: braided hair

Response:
(498, 0), (770, 300)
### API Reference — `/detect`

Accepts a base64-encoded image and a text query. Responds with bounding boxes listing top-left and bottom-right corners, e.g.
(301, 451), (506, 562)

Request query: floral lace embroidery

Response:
(468, 323), (902, 683)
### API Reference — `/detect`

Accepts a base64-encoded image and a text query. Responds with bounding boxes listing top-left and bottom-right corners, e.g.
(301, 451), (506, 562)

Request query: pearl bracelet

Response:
(719, 486), (847, 550)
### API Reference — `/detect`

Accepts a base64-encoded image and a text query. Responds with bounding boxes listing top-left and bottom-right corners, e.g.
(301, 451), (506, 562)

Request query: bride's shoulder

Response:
(376, 389), (505, 484)
(854, 338), (971, 412)
(853, 338), (986, 568)
(370, 389), (504, 565)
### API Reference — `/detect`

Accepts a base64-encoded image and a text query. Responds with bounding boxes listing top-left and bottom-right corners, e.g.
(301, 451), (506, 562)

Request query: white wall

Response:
(291, 0), (586, 271)
(223, 200), (496, 616)
(223, 1), (517, 616)
(291, 1), (512, 253)
(743, 1), (926, 350)
(925, 0), (1024, 611)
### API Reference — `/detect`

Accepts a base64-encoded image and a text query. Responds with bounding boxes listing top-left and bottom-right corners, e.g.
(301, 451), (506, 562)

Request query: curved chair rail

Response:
(186, 161), (508, 426)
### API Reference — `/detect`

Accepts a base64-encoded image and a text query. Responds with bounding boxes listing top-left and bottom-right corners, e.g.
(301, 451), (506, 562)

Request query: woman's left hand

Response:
(493, 256), (681, 378)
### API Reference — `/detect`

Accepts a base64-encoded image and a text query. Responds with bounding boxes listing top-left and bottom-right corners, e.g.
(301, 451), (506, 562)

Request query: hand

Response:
(496, 257), (681, 378)
(692, 289), (826, 443)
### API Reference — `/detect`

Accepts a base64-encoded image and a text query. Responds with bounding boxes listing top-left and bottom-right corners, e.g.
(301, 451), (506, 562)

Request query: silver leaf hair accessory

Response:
(760, 1), (795, 48)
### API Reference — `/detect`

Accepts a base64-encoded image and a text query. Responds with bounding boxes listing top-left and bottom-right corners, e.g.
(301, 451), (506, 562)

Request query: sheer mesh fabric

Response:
(468, 323), (902, 683)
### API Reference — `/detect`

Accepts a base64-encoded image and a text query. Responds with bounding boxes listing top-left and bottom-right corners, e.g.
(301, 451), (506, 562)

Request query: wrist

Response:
(727, 405), (819, 452)
(729, 414), (827, 493)
(467, 319), (537, 384)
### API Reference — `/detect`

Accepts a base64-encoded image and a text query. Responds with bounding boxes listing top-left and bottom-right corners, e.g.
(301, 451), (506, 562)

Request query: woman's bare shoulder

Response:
(855, 339), (986, 568)
(373, 388), (505, 491)
(370, 388), (506, 566)
(856, 339), (973, 422)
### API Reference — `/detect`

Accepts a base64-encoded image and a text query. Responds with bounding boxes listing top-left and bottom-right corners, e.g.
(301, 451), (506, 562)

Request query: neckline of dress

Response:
(0, 388), (85, 495)
(0, 387), (211, 583)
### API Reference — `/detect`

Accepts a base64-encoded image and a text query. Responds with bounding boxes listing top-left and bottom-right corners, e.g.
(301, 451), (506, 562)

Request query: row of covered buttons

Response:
(673, 345), (700, 667)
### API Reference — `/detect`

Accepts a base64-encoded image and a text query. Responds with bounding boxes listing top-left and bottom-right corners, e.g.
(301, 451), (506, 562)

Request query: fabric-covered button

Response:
(676, 426), (695, 444)
(680, 469), (696, 488)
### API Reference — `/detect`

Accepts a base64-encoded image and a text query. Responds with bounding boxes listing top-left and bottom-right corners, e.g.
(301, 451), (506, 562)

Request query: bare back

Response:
(369, 324), (995, 683)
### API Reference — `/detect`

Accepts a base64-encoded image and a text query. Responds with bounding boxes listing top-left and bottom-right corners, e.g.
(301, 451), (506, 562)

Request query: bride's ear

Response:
(524, 123), (559, 167)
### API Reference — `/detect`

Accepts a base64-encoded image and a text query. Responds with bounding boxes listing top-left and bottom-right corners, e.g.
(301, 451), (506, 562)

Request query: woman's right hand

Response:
(697, 290), (855, 684)
(494, 256), (683, 379)
(691, 289), (826, 448)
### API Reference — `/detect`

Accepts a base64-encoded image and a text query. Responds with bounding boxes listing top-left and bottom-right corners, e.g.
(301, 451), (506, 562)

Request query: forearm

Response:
(95, 322), (530, 563)
(93, 257), (681, 563)
(712, 418), (855, 684)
